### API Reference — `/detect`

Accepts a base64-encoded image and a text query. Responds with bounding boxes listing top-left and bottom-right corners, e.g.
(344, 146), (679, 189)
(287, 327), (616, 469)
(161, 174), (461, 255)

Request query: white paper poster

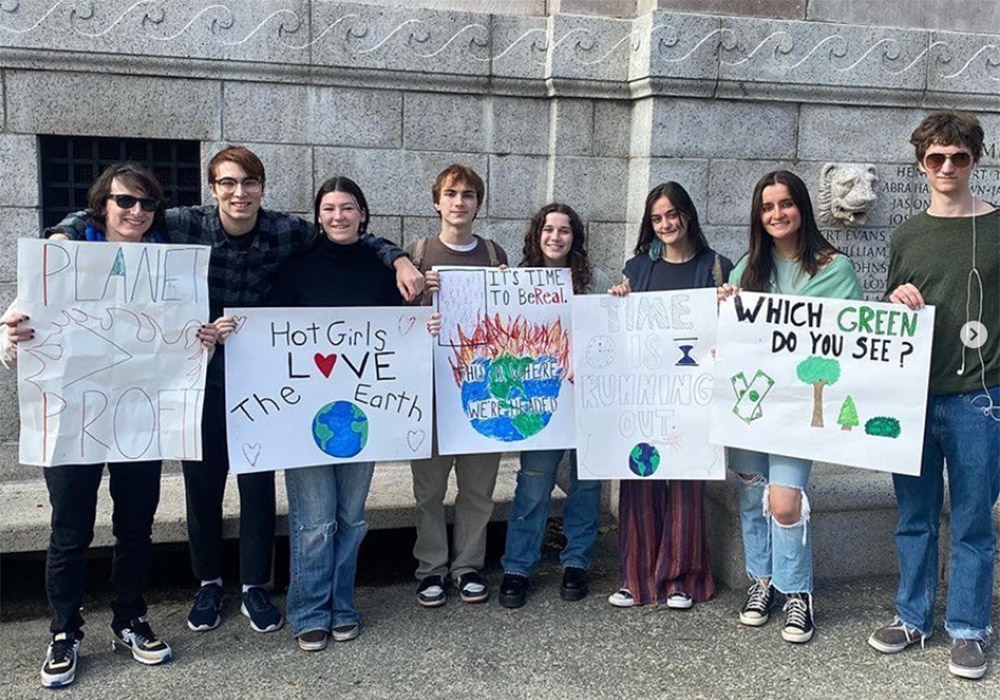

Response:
(16, 239), (210, 466)
(224, 306), (434, 473)
(433, 267), (575, 455)
(572, 289), (723, 481)
(709, 292), (934, 475)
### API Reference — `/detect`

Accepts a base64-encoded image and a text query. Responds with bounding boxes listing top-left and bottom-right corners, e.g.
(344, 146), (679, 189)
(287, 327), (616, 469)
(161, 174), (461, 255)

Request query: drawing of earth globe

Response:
(461, 354), (563, 442)
(312, 400), (368, 458)
(628, 442), (660, 478)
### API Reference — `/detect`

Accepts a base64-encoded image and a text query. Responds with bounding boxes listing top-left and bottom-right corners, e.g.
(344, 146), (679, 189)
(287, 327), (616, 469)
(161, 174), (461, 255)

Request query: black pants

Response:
(182, 384), (275, 586)
(45, 461), (161, 635)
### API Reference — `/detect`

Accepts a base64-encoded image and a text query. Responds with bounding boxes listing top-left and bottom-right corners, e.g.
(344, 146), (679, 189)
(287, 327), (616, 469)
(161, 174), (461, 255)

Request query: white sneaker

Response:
(41, 632), (80, 688)
(666, 592), (693, 609)
(608, 589), (635, 608)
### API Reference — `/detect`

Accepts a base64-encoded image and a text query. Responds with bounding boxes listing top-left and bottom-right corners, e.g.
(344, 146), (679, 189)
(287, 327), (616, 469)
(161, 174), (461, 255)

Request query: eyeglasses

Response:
(211, 177), (263, 193)
(107, 194), (158, 212)
(923, 151), (972, 170)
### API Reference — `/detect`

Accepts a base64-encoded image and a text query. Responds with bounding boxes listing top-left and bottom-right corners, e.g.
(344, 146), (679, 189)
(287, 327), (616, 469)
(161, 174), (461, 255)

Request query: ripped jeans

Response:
(285, 462), (375, 636)
(501, 449), (602, 577)
(731, 449), (814, 595)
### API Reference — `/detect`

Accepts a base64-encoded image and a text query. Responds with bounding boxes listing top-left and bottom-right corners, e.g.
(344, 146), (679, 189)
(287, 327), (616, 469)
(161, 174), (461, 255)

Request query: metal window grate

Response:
(39, 135), (202, 229)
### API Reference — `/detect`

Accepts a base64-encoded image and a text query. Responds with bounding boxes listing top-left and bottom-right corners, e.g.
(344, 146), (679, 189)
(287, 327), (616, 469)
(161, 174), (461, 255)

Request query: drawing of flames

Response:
(448, 314), (570, 442)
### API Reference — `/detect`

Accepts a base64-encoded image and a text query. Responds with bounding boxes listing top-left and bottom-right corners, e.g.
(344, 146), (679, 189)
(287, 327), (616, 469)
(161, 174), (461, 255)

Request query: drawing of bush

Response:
(796, 356), (841, 428)
(837, 396), (859, 431)
(865, 416), (901, 438)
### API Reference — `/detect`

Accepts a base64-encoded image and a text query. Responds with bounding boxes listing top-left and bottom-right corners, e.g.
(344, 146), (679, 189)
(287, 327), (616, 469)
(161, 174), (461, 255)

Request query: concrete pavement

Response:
(1, 530), (998, 700)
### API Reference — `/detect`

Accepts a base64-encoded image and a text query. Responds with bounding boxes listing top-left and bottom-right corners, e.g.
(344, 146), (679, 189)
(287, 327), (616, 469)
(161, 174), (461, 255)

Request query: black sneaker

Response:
(187, 583), (223, 632)
(739, 579), (776, 627)
(499, 574), (529, 608)
(111, 617), (172, 665)
(40, 632), (81, 688)
(456, 571), (489, 604)
(868, 617), (927, 654)
(560, 567), (589, 602)
(241, 587), (284, 633)
(331, 623), (360, 642)
(949, 638), (988, 680)
(296, 629), (328, 652)
(417, 575), (446, 608)
(781, 593), (814, 643)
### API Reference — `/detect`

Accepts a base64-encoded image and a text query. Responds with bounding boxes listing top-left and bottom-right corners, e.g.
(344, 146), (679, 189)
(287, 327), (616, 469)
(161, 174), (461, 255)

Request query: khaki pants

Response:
(411, 431), (500, 581)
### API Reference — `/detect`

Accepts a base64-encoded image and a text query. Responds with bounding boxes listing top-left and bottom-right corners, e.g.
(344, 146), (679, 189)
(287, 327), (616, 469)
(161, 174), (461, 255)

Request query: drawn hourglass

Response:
(674, 337), (698, 367)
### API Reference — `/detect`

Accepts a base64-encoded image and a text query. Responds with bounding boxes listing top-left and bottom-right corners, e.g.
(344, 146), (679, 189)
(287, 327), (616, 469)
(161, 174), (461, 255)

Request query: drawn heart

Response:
(406, 429), (425, 452)
(231, 315), (248, 334)
(242, 443), (261, 467)
(314, 353), (338, 378)
(398, 315), (417, 336)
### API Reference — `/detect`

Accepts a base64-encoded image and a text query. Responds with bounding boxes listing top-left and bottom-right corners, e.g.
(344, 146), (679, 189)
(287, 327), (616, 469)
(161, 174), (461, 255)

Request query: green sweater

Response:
(886, 208), (999, 395)
(731, 252), (863, 300)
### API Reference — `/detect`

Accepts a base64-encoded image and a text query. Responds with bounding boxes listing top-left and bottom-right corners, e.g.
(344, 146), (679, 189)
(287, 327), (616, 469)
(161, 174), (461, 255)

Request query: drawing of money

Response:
(731, 369), (775, 424)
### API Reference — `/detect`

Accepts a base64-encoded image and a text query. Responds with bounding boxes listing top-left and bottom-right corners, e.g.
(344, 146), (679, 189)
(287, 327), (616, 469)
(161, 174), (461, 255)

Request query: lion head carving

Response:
(818, 163), (878, 227)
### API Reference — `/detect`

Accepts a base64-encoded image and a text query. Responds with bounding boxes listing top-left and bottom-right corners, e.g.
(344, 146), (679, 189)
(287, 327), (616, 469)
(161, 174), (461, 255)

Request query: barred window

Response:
(39, 135), (202, 229)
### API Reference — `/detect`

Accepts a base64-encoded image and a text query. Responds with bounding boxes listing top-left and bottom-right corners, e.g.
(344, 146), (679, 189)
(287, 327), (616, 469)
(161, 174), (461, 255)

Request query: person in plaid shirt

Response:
(47, 146), (423, 635)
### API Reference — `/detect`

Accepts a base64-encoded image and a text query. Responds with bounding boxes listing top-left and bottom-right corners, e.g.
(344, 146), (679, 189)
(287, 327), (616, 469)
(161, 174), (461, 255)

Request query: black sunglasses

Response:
(107, 193), (159, 212)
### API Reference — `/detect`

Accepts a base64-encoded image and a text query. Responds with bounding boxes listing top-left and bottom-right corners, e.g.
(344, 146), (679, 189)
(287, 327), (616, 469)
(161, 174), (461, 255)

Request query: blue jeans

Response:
(501, 449), (602, 577)
(731, 448), (814, 594)
(892, 386), (1000, 642)
(285, 462), (375, 635)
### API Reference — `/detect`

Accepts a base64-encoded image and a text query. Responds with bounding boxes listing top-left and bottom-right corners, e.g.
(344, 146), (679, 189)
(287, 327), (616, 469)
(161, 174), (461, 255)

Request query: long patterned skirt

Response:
(617, 480), (715, 604)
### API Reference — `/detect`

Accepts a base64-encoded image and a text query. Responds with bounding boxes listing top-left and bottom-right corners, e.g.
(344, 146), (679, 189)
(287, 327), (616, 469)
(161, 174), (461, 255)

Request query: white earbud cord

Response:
(962, 208), (1000, 421)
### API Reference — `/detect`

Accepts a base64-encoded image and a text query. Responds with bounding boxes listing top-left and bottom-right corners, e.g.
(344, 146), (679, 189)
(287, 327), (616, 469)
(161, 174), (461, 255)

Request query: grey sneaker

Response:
(949, 639), (988, 680)
(868, 618), (927, 654)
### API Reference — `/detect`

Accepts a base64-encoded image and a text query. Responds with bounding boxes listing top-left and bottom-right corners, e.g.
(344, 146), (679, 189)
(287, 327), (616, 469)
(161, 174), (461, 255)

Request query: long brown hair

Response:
(519, 203), (592, 294)
(632, 182), (709, 259)
(740, 170), (838, 293)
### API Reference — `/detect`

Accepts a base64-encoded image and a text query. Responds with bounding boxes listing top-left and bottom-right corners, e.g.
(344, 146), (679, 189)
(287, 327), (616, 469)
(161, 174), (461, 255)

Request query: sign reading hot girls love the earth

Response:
(710, 292), (934, 476)
(433, 267), (575, 455)
(16, 239), (210, 466)
(572, 289), (723, 481)
(224, 306), (434, 473)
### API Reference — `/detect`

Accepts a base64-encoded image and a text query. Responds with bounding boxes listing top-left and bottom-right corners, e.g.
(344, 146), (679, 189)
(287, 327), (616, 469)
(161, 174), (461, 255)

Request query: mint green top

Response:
(731, 253), (863, 300)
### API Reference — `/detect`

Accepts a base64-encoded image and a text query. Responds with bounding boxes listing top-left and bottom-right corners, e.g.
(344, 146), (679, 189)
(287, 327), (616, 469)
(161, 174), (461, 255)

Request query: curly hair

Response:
(519, 203), (592, 294)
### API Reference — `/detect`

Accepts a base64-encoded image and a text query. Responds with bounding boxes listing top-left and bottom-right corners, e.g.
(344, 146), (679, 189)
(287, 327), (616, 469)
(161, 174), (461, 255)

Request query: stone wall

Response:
(1, 1), (998, 478)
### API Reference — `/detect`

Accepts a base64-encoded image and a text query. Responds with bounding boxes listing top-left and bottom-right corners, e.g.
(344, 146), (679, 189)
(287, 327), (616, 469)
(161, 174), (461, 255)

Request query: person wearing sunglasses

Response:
(44, 146), (424, 638)
(868, 110), (999, 681)
(2, 163), (221, 688)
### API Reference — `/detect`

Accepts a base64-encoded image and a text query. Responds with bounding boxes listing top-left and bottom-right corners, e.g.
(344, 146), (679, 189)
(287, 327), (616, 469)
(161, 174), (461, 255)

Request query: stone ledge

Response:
(0, 455), (566, 554)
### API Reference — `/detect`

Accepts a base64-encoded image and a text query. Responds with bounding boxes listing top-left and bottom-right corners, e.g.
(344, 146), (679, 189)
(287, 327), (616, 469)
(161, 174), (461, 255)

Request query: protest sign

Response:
(710, 292), (934, 475)
(16, 239), (210, 466)
(225, 306), (434, 473)
(572, 289), (723, 480)
(434, 267), (575, 455)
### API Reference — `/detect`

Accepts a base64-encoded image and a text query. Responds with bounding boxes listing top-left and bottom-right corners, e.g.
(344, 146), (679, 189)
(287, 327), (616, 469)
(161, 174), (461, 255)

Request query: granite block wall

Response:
(1, 0), (997, 481)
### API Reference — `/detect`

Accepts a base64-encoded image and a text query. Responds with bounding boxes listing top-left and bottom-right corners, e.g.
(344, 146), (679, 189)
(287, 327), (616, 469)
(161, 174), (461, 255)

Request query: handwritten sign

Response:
(709, 292), (934, 475)
(224, 306), (434, 473)
(434, 267), (575, 455)
(572, 289), (723, 481)
(16, 239), (210, 466)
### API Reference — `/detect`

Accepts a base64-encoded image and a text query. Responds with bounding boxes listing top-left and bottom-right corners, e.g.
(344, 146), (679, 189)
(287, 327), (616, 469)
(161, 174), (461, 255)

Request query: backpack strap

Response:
(713, 253), (724, 286)
(483, 238), (500, 267)
(412, 237), (429, 271)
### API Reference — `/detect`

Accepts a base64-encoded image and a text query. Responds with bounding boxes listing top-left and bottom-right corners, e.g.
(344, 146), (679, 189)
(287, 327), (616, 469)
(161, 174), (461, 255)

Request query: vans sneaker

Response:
(40, 632), (81, 688)
(868, 618), (927, 654)
(949, 639), (988, 680)
(111, 617), (172, 664)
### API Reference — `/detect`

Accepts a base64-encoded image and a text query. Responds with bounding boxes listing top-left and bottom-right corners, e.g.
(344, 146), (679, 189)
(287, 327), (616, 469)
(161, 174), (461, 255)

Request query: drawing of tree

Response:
(837, 396), (859, 431)
(796, 356), (841, 428)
